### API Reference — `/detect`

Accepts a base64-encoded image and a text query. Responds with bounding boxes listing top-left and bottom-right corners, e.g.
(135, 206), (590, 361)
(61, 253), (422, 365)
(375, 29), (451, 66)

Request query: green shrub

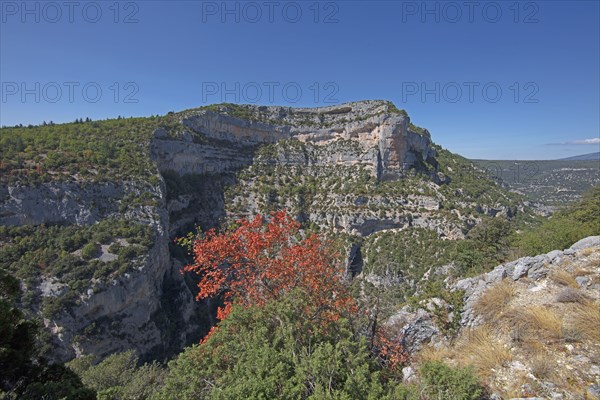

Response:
(92, 230), (114, 245)
(157, 293), (406, 400)
(513, 186), (599, 256)
(81, 243), (100, 260)
(118, 246), (138, 260)
(420, 360), (484, 400)
(66, 351), (165, 399)
(108, 243), (122, 255)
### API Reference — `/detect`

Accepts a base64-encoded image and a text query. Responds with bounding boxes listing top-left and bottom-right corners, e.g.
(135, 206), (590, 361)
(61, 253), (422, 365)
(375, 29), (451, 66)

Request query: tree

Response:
(182, 211), (408, 369)
(183, 211), (356, 337)
(66, 351), (166, 399)
(0, 269), (94, 399)
(156, 296), (409, 400)
(0, 270), (36, 385)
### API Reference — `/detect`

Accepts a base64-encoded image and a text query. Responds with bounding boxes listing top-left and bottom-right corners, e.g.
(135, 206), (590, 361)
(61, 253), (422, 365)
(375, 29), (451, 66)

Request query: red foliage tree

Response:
(183, 211), (356, 334)
(183, 210), (407, 366)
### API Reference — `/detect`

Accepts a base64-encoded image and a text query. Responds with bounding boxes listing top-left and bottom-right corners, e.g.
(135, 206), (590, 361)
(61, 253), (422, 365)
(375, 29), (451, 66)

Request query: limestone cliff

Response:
(174, 100), (437, 180)
(0, 100), (524, 363)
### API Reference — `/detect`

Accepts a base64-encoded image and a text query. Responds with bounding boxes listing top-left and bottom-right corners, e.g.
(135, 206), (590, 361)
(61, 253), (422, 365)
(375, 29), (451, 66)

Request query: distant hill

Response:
(471, 159), (600, 206)
(559, 152), (600, 161)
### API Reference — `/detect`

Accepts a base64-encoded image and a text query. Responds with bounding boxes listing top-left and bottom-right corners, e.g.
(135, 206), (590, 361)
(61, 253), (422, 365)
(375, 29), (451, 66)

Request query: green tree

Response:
(0, 269), (94, 399)
(420, 361), (484, 400)
(156, 292), (407, 400)
(514, 186), (600, 256)
(67, 351), (166, 400)
(0, 270), (36, 387)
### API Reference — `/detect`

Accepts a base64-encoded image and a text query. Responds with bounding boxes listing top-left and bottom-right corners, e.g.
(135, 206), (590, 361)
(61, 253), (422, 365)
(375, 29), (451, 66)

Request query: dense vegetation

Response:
(66, 351), (166, 399)
(1, 104), (597, 399)
(0, 118), (167, 185)
(0, 219), (155, 321)
(472, 159), (600, 205)
(157, 298), (407, 399)
(512, 185), (600, 255)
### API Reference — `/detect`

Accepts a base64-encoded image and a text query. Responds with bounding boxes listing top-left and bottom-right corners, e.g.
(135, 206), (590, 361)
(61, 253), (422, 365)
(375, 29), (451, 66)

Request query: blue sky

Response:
(1, 0), (599, 160)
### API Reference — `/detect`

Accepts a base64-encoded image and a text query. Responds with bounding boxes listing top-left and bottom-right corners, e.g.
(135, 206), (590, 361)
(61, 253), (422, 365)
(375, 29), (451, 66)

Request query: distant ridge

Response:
(558, 152), (600, 161)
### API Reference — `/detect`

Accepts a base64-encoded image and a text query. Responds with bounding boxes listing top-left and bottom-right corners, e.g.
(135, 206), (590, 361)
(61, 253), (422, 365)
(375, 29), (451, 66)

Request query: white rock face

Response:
(177, 101), (437, 180)
(0, 182), (128, 226)
(569, 236), (600, 251)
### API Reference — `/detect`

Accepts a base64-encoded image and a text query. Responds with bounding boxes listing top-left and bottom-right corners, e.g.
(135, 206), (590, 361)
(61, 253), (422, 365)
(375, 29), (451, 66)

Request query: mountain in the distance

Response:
(559, 151), (600, 161)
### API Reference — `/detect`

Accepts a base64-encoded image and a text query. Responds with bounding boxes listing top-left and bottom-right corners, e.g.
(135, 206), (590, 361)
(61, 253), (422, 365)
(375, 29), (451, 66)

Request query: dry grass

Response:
(556, 287), (588, 304)
(550, 269), (578, 288)
(529, 353), (556, 380)
(455, 325), (512, 376)
(573, 267), (591, 277)
(473, 280), (516, 322)
(524, 306), (564, 340)
(561, 324), (584, 343)
(416, 345), (452, 364)
(581, 248), (594, 256)
(502, 374), (538, 400)
(569, 300), (600, 343)
(503, 305), (564, 342)
(581, 254), (600, 269)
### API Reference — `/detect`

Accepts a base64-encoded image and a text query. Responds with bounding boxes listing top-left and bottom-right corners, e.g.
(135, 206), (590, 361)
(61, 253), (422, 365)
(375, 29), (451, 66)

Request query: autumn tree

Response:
(183, 211), (356, 336)
(182, 211), (407, 368)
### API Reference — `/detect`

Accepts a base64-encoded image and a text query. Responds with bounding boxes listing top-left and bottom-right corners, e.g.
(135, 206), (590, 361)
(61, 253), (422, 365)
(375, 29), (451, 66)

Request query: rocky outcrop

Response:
(150, 128), (254, 176)
(385, 307), (442, 354)
(454, 235), (600, 328)
(0, 182), (132, 226)
(384, 236), (600, 358)
(177, 101), (437, 180)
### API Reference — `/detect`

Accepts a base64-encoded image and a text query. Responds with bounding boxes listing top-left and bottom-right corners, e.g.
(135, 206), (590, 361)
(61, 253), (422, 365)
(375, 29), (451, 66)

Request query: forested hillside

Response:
(1, 102), (598, 399)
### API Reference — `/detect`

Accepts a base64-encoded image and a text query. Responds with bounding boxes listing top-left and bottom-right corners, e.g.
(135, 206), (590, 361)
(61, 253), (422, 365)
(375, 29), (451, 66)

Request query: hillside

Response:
(415, 235), (600, 399)
(560, 152), (600, 161)
(471, 159), (600, 208)
(0, 100), (534, 365)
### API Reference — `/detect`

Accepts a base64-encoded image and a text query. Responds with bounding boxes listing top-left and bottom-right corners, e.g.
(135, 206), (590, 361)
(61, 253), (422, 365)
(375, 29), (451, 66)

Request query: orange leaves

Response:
(375, 330), (409, 370)
(184, 211), (355, 337)
(184, 210), (406, 368)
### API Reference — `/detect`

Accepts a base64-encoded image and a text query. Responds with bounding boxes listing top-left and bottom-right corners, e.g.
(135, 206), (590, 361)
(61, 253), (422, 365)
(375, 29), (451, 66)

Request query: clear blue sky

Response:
(1, 0), (599, 160)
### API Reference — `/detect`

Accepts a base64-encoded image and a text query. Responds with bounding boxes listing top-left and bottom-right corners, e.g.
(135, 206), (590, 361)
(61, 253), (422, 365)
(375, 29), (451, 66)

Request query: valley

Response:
(1, 101), (598, 399)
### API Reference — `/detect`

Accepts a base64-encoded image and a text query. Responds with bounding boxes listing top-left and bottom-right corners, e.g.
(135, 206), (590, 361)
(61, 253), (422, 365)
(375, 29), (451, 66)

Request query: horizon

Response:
(1, 99), (598, 162)
(1, 1), (599, 159)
